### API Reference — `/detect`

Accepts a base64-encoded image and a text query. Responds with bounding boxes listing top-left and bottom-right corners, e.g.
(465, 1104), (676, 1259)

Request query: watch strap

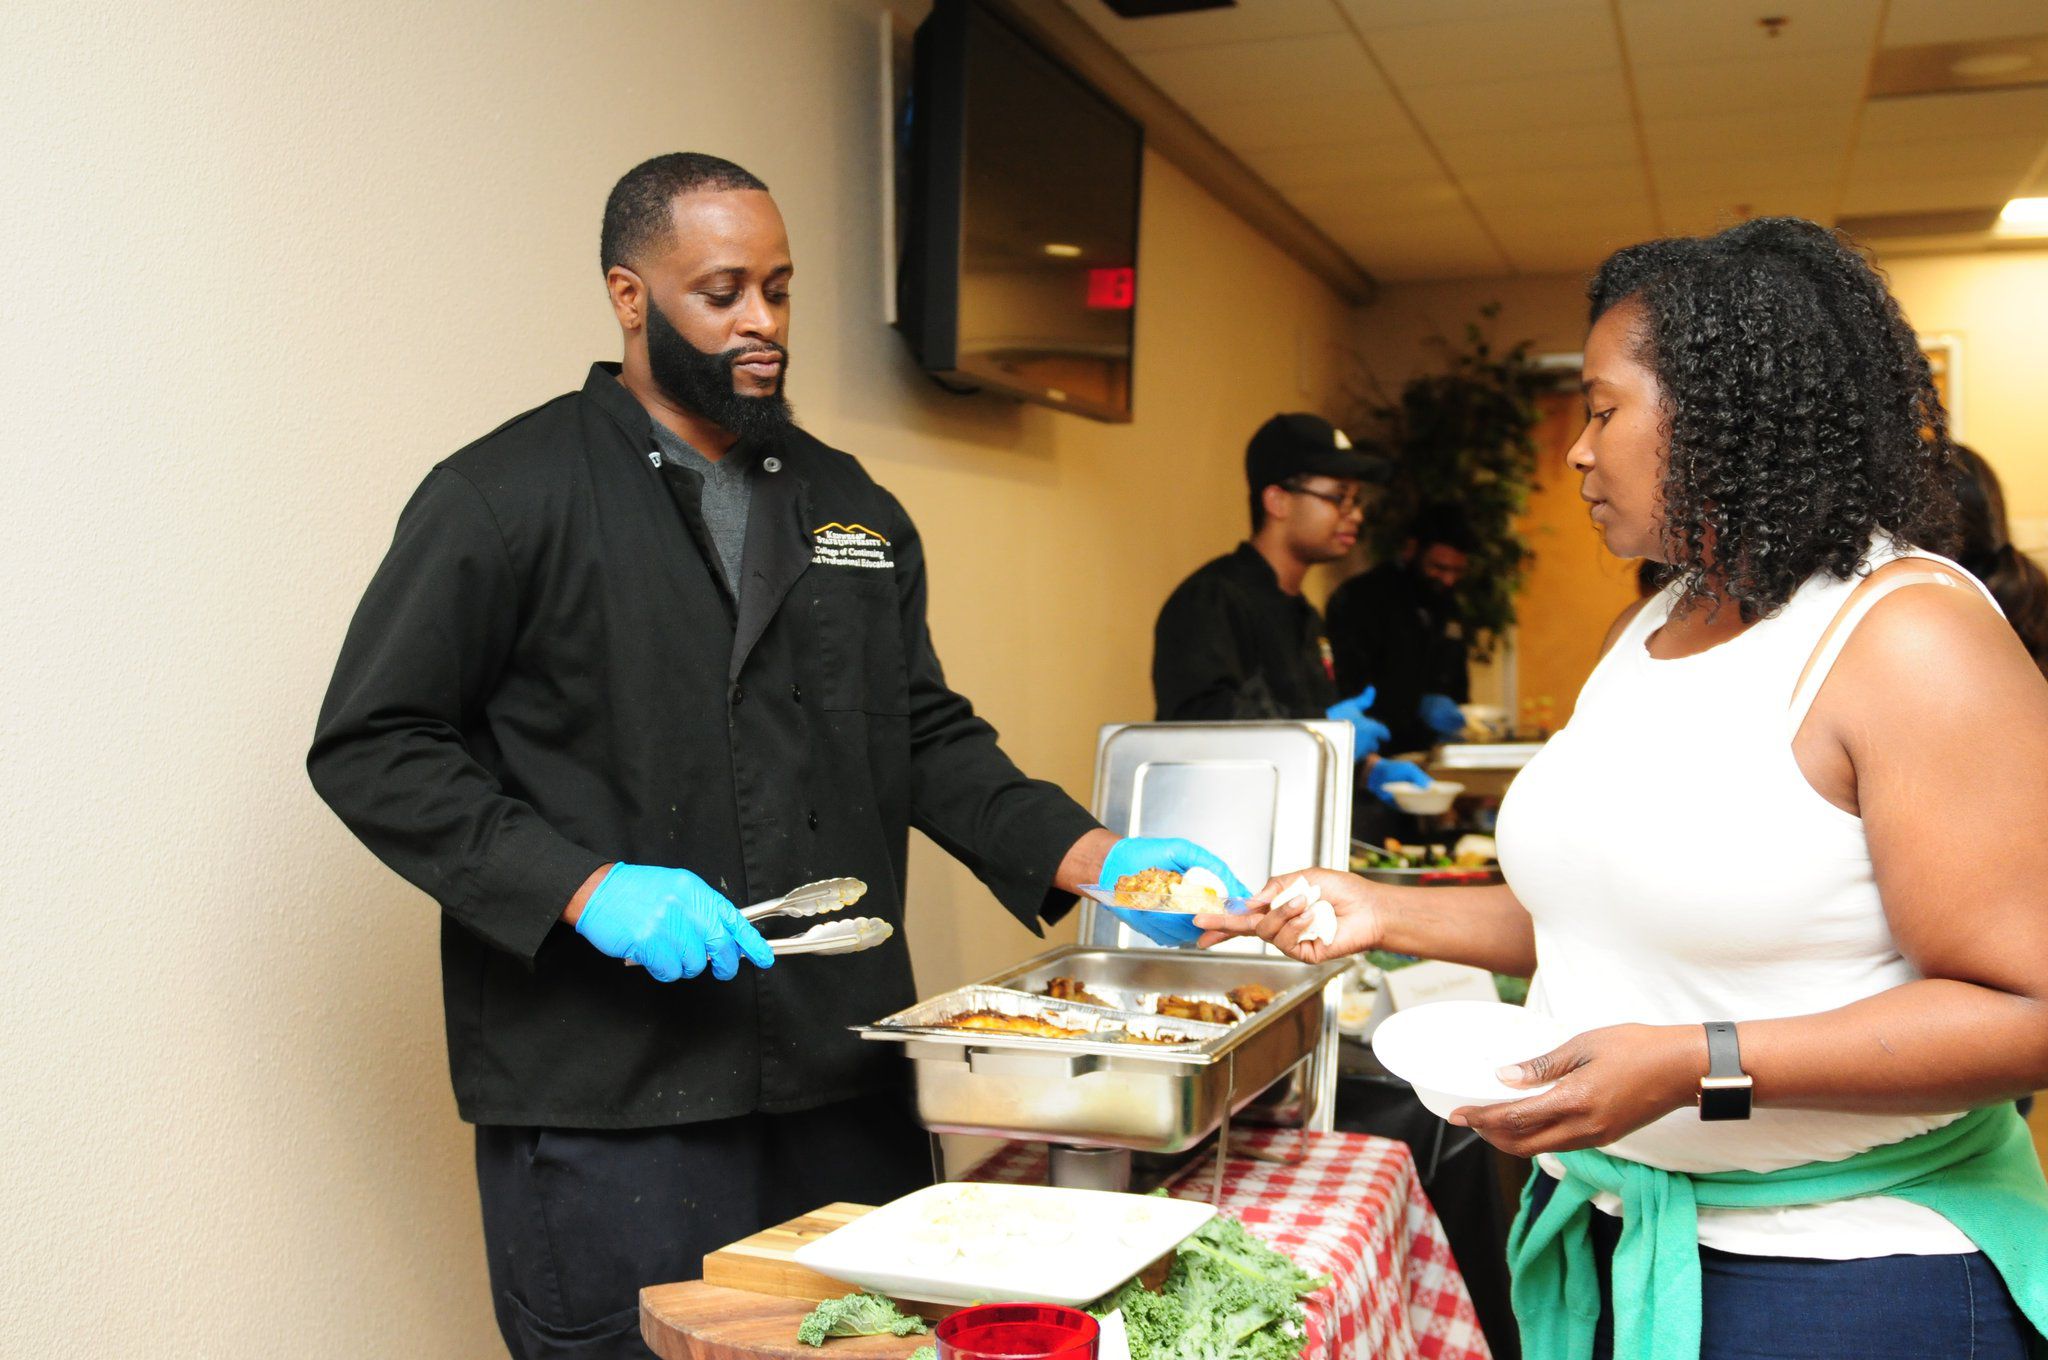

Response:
(1698, 1020), (1754, 1121)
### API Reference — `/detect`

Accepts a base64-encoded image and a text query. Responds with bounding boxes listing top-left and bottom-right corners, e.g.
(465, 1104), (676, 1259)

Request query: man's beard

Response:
(645, 296), (794, 441)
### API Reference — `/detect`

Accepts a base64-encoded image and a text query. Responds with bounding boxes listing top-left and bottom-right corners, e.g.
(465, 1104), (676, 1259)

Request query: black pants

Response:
(474, 1093), (932, 1359)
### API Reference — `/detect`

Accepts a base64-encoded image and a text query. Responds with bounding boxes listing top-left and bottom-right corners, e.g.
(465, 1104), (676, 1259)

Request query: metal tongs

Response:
(746, 877), (894, 958)
(741, 876), (868, 923)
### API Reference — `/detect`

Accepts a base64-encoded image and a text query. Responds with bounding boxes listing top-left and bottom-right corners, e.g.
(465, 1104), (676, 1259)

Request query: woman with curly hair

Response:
(1952, 443), (2048, 680)
(1201, 218), (2048, 1359)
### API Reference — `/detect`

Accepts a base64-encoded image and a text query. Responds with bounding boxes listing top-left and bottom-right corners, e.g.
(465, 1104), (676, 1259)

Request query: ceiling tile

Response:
(1618, 0), (1884, 65)
(1362, 6), (1620, 90)
(1461, 163), (1653, 210)
(1882, 0), (2048, 47)
(1839, 170), (2033, 215)
(1288, 178), (1472, 224)
(1659, 193), (1840, 233)
(1063, 0), (1348, 55)
(1856, 88), (2048, 146)
(1632, 50), (1871, 121)
(1848, 134), (2046, 182)
(1336, 0), (1603, 36)
(1245, 133), (1446, 191)
(1434, 122), (1642, 177)
(1642, 107), (1859, 165)
(1132, 32), (1387, 113)
(1196, 90), (1412, 150)
(1403, 69), (1632, 137)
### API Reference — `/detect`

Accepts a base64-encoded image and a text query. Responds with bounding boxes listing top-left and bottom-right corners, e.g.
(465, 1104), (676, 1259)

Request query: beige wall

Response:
(0, 1), (1351, 1355)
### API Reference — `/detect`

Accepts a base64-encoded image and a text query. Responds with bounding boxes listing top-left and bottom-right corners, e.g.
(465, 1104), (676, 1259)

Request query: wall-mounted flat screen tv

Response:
(899, 0), (1145, 423)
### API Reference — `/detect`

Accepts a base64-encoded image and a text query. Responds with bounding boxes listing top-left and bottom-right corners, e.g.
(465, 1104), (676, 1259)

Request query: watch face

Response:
(1699, 1084), (1754, 1122)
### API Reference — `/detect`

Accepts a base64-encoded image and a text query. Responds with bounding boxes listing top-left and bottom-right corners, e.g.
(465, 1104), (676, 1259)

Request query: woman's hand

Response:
(1192, 868), (1384, 962)
(1451, 1023), (1708, 1156)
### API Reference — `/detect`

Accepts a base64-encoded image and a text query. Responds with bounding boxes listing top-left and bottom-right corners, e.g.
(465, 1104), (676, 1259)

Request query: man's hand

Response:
(1097, 837), (1250, 896)
(1195, 867), (1383, 961)
(1450, 1023), (1708, 1156)
(1325, 685), (1391, 757)
(571, 863), (775, 982)
(1418, 693), (1467, 738)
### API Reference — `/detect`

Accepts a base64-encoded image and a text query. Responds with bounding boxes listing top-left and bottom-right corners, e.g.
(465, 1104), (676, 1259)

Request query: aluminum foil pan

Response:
(869, 986), (1228, 1049)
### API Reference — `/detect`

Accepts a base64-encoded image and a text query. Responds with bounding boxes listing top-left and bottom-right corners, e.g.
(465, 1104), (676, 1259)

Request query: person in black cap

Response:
(1151, 413), (1430, 803)
(1326, 502), (1478, 756)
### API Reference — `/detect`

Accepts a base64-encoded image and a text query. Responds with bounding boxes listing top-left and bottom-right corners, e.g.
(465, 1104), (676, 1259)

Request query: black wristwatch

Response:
(1698, 1021), (1754, 1121)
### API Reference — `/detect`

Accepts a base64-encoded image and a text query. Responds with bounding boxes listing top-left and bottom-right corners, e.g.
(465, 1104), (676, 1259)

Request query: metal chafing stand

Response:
(861, 720), (1357, 1201)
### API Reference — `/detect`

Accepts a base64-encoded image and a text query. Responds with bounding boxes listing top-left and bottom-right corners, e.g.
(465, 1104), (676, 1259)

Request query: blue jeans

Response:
(1527, 1172), (2034, 1359)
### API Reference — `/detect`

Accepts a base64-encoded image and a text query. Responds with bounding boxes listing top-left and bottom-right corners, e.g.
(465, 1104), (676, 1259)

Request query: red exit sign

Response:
(1086, 267), (1136, 310)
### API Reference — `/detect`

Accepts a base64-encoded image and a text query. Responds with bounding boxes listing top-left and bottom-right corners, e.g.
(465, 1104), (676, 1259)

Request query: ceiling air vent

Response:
(1869, 34), (2048, 98)
(1101, 0), (1235, 16)
(1835, 208), (2004, 239)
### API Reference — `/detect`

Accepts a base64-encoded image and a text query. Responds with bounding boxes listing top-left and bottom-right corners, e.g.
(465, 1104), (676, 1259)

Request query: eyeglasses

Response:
(1283, 480), (1367, 514)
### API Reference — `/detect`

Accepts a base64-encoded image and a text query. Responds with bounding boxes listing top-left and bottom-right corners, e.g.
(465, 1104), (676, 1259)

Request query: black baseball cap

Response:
(1245, 413), (1390, 490)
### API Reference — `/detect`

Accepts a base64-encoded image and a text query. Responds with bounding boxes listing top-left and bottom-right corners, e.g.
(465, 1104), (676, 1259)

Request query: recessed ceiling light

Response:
(1043, 243), (1083, 258)
(1997, 198), (2048, 235)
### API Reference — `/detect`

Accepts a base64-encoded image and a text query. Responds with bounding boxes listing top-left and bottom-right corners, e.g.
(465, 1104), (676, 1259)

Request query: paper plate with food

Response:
(1079, 867), (1258, 947)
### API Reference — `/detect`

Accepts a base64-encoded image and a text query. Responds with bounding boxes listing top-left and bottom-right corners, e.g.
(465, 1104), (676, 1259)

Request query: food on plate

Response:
(796, 1291), (928, 1346)
(1226, 983), (1275, 1015)
(1043, 976), (1112, 1008)
(1088, 1211), (1326, 1360)
(942, 1010), (1086, 1039)
(1113, 865), (1228, 911)
(1156, 995), (1237, 1025)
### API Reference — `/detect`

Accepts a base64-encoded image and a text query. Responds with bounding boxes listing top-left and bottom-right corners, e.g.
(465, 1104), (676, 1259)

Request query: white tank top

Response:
(1496, 538), (1996, 1258)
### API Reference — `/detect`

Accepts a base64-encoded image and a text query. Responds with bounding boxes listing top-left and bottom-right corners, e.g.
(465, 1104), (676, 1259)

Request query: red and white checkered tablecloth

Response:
(967, 1128), (1491, 1360)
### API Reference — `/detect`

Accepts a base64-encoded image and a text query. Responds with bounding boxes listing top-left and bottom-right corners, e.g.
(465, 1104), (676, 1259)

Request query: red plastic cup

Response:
(936, 1303), (1100, 1360)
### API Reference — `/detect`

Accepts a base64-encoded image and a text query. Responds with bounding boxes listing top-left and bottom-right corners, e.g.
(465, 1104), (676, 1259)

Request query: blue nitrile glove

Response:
(1097, 837), (1250, 897)
(574, 863), (775, 982)
(1418, 693), (1467, 737)
(1325, 685), (1391, 757)
(1366, 758), (1432, 805)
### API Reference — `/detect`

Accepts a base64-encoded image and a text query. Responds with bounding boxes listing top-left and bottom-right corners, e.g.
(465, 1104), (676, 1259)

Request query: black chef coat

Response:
(1325, 561), (1470, 754)
(309, 363), (1100, 1129)
(1151, 543), (1338, 721)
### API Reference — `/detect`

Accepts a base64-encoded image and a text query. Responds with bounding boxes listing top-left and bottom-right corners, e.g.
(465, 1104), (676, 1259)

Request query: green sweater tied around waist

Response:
(1507, 1104), (2048, 1360)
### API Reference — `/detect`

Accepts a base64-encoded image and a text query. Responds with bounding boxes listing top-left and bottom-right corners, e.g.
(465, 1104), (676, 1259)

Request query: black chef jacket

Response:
(1151, 543), (1338, 721)
(309, 364), (1100, 1129)
(1325, 561), (1470, 754)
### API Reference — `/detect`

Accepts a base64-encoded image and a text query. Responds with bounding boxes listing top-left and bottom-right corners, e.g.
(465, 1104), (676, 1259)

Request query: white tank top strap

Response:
(1785, 551), (2001, 734)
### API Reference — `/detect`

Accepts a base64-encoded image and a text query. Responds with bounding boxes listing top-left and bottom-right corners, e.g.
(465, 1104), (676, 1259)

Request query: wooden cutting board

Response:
(640, 1280), (935, 1360)
(698, 1203), (905, 1310)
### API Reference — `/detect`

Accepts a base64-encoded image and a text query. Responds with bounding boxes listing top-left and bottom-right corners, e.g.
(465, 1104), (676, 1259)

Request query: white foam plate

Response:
(1369, 1000), (1569, 1120)
(791, 1181), (1214, 1307)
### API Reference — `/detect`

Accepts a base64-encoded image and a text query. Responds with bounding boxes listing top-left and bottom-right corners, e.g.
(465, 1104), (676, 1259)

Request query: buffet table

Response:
(969, 1128), (1493, 1360)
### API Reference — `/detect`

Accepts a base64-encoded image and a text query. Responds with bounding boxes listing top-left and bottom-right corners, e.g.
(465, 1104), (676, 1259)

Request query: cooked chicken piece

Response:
(1043, 976), (1112, 1008)
(1113, 867), (1182, 904)
(1155, 995), (1237, 1025)
(944, 1010), (1085, 1039)
(1122, 1031), (1194, 1046)
(1227, 983), (1276, 1015)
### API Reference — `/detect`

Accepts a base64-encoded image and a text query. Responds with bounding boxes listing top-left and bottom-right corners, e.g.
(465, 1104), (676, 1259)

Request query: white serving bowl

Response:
(1369, 1000), (1568, 1120)
(1383, 779), (1463, 816)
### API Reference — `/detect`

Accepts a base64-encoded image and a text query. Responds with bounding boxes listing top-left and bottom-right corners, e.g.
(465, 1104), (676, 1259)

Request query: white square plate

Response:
(791, 1182), (1215, 1307)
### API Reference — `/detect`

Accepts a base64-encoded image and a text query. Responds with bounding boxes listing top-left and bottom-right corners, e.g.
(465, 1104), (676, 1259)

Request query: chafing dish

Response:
(861, 946), (1348, 1154)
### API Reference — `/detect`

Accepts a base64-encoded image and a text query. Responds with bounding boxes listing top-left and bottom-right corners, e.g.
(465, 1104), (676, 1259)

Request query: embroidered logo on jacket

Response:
(811, 522), (894, 570)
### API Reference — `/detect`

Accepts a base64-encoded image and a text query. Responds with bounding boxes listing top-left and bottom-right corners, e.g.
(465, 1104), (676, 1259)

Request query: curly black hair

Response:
(1588, 217), (1958, 620)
